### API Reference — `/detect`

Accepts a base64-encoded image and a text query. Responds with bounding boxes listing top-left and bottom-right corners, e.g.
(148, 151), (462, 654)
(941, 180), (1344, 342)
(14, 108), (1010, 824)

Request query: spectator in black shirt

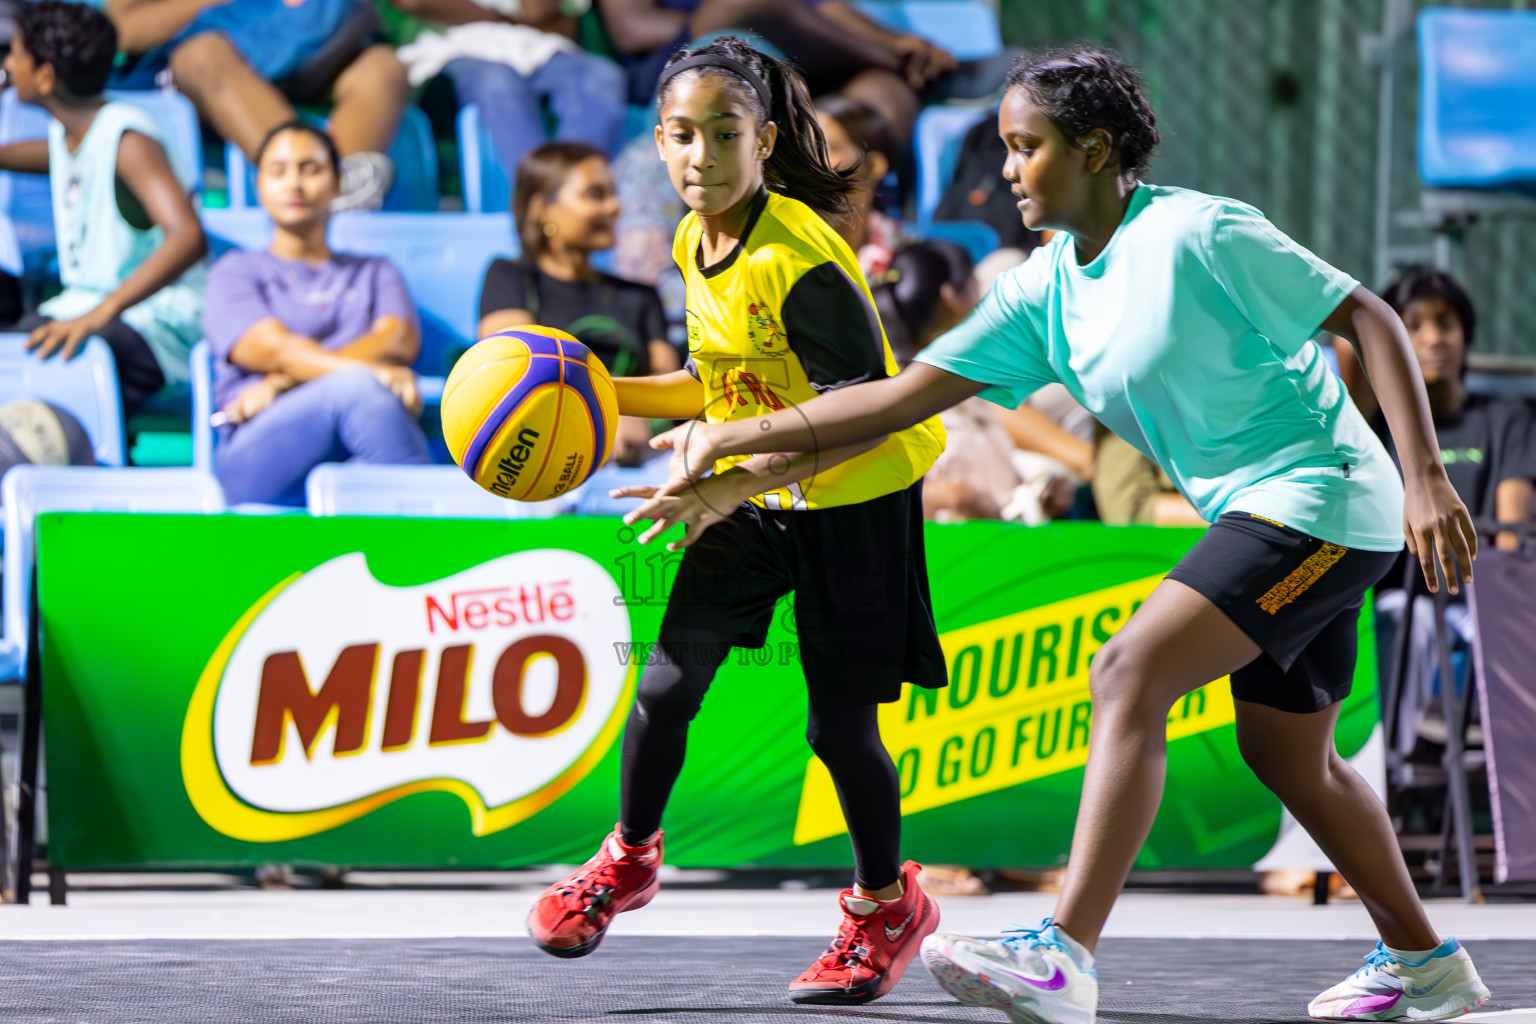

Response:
(479, 141), (674, 466)
(1339, 267), (1535, 549)
(1338, 268), (1535, 763)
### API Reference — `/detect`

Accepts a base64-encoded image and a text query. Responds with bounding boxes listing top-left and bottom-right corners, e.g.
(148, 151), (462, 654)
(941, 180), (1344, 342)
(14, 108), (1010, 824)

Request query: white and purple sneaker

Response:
(921, 918), (1097, 1024)
(1309, 938), (1490, 1021)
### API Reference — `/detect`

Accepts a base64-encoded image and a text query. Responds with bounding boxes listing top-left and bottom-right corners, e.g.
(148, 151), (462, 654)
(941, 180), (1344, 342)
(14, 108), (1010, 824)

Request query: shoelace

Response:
(815, 918), (876, 974)
(554, 862), (626, 921)
(1354, 942), (1396, 978)
(1001, 917), (1067, 955)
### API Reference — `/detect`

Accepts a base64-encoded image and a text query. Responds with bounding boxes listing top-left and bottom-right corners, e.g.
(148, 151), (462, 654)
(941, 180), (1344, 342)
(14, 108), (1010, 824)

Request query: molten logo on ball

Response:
(181, 550), (633, 842)
(441, 327), (618, 503)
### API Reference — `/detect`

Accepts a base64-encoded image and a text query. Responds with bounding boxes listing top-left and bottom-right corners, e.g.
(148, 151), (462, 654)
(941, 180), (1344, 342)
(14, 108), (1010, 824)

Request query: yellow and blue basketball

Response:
(442, 326), (619, 502)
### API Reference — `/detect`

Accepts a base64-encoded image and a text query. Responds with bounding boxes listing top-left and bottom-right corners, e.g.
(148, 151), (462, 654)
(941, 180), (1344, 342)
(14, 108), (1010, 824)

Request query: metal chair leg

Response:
(1431, 579), (1483, 903)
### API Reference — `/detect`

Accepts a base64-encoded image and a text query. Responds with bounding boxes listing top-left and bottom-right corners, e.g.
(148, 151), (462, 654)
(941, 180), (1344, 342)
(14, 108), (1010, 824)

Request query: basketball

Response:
(441, 325), (619, 502)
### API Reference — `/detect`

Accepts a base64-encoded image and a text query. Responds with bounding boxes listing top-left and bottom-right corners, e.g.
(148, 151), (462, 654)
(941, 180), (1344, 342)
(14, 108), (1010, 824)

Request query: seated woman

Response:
(875, 239), (1092, 523)
(815, 94), (903, 279)
(205, 122), (429, 506)
(480, 141), (673, 466)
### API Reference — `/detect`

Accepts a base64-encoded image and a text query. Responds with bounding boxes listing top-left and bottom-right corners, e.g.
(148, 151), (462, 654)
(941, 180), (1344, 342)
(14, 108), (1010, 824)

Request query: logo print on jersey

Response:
(747, 302), (784, 354)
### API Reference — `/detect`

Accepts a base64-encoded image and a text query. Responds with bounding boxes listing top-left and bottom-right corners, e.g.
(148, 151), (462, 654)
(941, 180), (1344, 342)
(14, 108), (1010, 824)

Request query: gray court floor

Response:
(0, 937), (1531, 1024)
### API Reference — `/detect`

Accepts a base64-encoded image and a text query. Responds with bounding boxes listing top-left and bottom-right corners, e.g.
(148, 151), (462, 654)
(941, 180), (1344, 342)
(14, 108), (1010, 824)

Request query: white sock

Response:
(1051, 923), (1095, 970)
(1385, 942), (1443, 965)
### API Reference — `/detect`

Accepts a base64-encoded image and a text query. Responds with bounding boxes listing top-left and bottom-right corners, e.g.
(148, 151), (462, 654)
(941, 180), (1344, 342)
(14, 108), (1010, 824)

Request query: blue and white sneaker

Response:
(1309, 938), (1490, 1021)
(921, 918), (1098, 1024)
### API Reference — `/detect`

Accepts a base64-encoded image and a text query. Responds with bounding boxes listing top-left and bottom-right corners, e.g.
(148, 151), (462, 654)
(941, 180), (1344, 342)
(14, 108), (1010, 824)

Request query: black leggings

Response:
(619, 632), (903, 891)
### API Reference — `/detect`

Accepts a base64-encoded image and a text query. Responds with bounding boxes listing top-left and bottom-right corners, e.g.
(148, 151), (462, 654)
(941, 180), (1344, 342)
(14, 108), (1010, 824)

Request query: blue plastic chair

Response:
(0, 214), (22, 278)
(190, 340), (215, 474)
(226, 106), (440, 211)
(914, 105), (990, 226)
(305, 462), (562, 518)
(200, 206), (277, 258)
(0, 333), (125, 466)
(0, 89), (202, 274)
(0, 465), (225, 684)
(457, 104), (507, 215)
(1419, 8), (1536, 191)
(851, 0), (1002, 61)
(330, 211), (517, 375)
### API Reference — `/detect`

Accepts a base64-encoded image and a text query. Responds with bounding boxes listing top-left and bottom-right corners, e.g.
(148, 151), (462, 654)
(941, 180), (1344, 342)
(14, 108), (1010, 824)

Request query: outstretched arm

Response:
(617, 435), (887, 549)
(1325, 285), (1476, 592)
(662, 361), (982, 484)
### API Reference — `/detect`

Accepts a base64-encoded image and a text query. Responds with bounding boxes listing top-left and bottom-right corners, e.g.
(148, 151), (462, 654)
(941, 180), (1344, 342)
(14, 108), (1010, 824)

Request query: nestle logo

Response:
(425, 582), (575, 633)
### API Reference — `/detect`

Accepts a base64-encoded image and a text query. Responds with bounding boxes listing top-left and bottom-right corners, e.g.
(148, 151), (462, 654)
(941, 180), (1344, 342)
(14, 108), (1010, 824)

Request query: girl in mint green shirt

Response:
(628, 43), (1489, 1024)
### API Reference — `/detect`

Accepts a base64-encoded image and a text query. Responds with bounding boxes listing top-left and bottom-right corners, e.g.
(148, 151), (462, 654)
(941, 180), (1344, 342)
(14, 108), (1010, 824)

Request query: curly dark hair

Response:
(1382, 266), (1478, 350)
(657, 36), (857, 222)
(1005, 42), (1160, 178)
(16, 0), (117, 99)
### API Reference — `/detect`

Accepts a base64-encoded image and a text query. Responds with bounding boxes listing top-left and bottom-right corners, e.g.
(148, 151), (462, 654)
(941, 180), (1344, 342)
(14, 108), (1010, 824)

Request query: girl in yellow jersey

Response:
(526, 37), (948, 1006)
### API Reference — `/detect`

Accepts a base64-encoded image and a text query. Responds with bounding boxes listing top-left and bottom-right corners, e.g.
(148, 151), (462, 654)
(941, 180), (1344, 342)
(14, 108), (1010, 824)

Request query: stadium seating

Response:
(0, 334), (126, 466)
(190, 340), (215, 474)
(0, 89), (202, 273)
(225, 106), (440, 212)
(0, 214), (22, 278)
(456, 104), (507, 216)
(1418, 8), (1536, 191)
(200, 206), (277, 258)
(852, 0), (1002, 62)
(914, 104), (990, 226)
(330, 211), (516, 375)
(457, 102), (657, 214)
(305, 462), (562, 518)
(0, 465), (225, 684)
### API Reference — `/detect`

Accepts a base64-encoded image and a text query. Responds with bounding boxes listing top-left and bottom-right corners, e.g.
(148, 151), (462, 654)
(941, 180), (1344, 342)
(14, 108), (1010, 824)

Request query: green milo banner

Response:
(38, 514), (1378, 871)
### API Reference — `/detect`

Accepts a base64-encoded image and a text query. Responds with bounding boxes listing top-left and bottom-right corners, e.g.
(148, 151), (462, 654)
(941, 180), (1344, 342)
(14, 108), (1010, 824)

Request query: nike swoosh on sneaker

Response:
(1002, 965), (1068, 992)
(884, 907), (917, 943)
(1402, 974), (1457, 999)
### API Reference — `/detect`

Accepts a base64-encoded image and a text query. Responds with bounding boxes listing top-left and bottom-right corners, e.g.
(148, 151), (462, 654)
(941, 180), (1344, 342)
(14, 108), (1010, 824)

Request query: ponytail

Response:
(657, 37), (858, 222)
(871, 239), (973, 364)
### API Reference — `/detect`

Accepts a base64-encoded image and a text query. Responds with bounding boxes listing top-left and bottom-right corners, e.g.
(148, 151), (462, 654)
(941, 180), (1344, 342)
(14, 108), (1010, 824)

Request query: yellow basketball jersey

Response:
(676, 190), (944, 510)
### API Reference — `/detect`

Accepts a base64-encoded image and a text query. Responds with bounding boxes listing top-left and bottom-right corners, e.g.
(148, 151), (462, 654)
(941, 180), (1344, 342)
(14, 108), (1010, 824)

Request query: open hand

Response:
(647, 419), (719, 495)
(1404, 470), (1477, 594)
(25, 308), (114, 361)
(612, 471), (741, 550)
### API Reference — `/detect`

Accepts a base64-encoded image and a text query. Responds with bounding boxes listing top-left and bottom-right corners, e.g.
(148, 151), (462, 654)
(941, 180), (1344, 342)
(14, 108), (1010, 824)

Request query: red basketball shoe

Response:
(527, 826), (662, 958)
(788, 860), (939, 1004)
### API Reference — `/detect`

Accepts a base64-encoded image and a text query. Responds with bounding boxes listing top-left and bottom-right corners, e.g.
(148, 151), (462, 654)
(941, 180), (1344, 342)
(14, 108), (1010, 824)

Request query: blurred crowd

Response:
(1, 0), (1531, 535)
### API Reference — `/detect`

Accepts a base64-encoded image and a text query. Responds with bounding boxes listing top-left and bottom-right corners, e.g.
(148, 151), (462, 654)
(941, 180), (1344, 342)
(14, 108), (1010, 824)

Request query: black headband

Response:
(656, 53), (771, 114)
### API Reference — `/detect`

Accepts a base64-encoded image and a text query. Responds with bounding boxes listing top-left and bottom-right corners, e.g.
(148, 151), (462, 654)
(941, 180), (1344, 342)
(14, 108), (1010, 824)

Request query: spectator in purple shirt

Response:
(205, 121), (429, 505)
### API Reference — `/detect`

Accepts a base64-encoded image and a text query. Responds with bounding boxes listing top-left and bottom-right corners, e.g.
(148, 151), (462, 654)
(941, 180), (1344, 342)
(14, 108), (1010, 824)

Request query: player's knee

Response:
(1089, 639), (1183, 720)
(633, 661), (706, 728)
(170, 32), (242, 89)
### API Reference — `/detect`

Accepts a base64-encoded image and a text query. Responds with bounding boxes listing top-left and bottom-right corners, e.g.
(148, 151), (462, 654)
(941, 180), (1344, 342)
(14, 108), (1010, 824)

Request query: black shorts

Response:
(661, 481), (948, 705)
(1166, 512), (1400, 714)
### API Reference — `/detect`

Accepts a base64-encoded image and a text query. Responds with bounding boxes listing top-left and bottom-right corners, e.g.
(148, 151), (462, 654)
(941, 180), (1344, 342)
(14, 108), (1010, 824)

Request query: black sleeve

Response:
(1494, 399), (1536, 482)
(781, 262), (888, 392)
(639, 285), (667, 345)
(478, 258), (529, 323)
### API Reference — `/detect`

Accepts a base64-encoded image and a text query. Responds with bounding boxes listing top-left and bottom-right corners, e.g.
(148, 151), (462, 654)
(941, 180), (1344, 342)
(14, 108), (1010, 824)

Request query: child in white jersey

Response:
(628, 43), (1490, 1024)
(0, 0), (206, 415)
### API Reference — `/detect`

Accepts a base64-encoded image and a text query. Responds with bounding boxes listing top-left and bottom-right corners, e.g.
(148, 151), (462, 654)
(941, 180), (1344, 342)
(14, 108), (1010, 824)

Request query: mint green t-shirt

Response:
(916, 183), (1405, 552)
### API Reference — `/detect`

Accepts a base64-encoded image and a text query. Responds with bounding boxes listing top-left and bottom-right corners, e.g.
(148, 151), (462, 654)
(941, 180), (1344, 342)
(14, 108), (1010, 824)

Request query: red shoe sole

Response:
(787, 891), (942, 1005)
(528, 874), (661, 960)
